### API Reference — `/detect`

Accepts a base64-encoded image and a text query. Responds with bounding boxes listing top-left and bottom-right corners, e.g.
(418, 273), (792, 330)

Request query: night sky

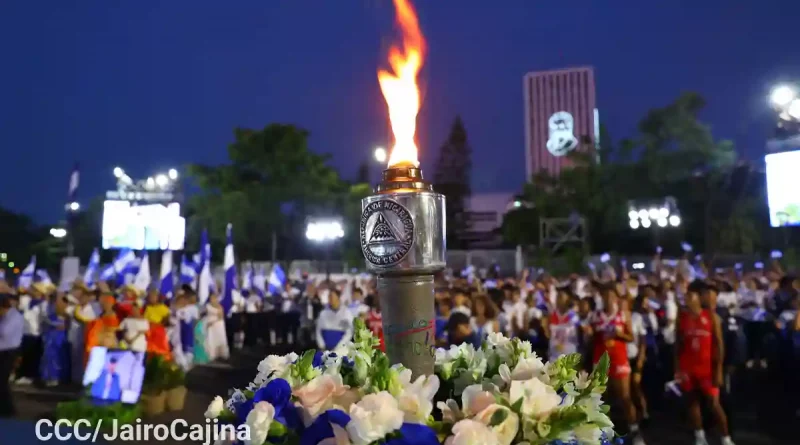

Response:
(2, 0), (799, 224)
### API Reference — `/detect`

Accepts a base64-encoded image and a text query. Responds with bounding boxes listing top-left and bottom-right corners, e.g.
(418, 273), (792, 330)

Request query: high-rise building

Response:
(523, 67), (599, 179)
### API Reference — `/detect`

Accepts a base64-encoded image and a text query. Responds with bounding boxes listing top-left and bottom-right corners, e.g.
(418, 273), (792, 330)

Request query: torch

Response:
(364, 0), (442, 376)
(361, 165), (445, 377)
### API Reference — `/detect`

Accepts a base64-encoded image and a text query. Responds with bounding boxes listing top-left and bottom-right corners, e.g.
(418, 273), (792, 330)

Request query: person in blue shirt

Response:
(446, 312), (481, 349)
(90, 356), (123, 401)
(0, 294), (24, 416)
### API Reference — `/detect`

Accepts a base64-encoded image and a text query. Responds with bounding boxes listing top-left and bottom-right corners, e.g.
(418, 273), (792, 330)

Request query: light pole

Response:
(305, 219), (344, 280)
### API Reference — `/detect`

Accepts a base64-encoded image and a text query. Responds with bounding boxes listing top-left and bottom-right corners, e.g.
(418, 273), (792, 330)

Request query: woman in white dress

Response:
(119, 302), (149, 353)
(204, 294), (229, 361)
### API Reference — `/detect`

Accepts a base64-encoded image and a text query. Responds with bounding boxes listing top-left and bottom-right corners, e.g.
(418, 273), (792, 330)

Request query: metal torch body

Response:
(360, 166), (445, 377)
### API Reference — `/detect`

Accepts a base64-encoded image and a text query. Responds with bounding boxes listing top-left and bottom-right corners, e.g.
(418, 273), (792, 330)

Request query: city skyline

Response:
(1, 0), (799, 223)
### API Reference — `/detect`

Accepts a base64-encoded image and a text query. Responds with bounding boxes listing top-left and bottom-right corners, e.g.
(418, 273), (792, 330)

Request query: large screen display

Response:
(102, 200), (185, 250)
(84, 347), (146, 404)
(766, 150), (800, 227)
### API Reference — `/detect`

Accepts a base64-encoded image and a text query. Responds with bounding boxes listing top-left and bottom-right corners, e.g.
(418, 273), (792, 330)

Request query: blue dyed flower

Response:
(313, 351), (324, 368)
(235, 378), (301, 431)
(384, 423), (439, 445)
(300, 409), (350, 445)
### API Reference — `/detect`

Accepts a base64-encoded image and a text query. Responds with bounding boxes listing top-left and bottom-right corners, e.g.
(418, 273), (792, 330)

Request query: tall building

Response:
(523, 67), (599, 179)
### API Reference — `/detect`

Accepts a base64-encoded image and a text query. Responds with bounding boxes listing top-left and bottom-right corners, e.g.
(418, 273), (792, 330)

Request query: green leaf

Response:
(268, 421), (287, 437)
(489, 407), (509, 427)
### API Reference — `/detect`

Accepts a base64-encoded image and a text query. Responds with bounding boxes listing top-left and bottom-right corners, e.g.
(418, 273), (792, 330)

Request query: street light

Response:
(113, 166), (124, 178)
(65, 201), (80, 211)
(155, 174), (169, 187)
(771, 85), (796, 107)
(168, 168), (179, 180)
(306, 219), (344, 279)
(374, 147), (387, 164)
(50, 228), (67, 238)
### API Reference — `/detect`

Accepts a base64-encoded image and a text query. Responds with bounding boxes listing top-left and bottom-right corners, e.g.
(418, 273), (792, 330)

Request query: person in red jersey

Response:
(676, 281), (734, 445)
(364, 295), (385, 351)
(584, 285), (645, 445)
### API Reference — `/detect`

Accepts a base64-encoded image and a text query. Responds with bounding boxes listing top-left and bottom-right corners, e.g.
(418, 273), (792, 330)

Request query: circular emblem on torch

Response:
(360, 199), (414, 267)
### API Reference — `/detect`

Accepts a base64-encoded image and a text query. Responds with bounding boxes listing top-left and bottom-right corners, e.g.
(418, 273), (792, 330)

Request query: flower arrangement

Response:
(206, 320), (615, 445)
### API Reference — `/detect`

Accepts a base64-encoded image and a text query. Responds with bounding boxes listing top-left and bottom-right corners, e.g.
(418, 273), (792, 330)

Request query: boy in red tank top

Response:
(676, 282), (733, 445)
(584, 284), (646, 445)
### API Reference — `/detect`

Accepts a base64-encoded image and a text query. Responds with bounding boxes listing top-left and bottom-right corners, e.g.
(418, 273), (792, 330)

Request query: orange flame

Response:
(378, 0), (426, 169)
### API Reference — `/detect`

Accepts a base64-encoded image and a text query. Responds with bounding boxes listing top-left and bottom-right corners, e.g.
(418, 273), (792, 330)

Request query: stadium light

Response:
(155, 174), (169, 187)
(50, 228), (67, 238)
(771, 85), (796, 107)
(374, 147), (387, 164)
(168, 168), (179, 180)
(628, 197), (681, 230)
(306, 219), (345, 243)
(113, 167), (124, 178)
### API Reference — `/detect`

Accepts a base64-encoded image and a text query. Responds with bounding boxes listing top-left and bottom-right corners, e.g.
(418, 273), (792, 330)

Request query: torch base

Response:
(378, 274), (436, 378)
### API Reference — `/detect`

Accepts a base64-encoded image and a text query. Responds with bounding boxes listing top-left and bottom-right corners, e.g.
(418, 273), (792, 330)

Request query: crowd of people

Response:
(1, 250), (799, 445)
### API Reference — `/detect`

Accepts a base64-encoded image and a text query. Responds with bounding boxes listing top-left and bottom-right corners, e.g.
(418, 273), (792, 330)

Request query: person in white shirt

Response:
(119, 302), (149, 352)
(543, 287), (580, 360)
(451, 289), (471, 317)
(16, 282), (50, 385)
(626, 294), (649, 423)
(243, 290), (262, 348)
(316, 289), (353, 351)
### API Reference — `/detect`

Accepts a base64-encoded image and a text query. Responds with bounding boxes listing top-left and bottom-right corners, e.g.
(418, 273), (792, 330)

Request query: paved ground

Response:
(5, 347), (793, 445)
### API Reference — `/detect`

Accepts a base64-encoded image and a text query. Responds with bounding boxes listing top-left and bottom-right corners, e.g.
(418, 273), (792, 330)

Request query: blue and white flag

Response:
(268, 264), (286, 296)
(35, 269), (53, 285)
(18, 256), (36, 290)
(159, 250), (174, 299)
(180, 255), (197, 289)
(192, 252), (203, 273)
(197, 229), (214, 304)
(83, 248), (100, 288)
(253, 265), (267, 299)
(114, 248), (138, 286)
(68, 163), (80, 201)
(133, 253), (151, 293)
(99, 264), (115, 282)
(221, 224), (236, 314)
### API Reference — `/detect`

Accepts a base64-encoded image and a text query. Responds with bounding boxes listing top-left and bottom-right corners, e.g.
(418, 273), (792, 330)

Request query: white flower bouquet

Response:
(205, 320), (616, 445)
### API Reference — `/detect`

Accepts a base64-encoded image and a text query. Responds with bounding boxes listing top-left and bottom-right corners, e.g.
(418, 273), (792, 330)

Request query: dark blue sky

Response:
(2, 0), (798, 224)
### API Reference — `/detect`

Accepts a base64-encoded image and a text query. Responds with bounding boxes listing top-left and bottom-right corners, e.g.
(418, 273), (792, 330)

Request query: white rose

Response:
(444, 419), (499, 445)
(293, 374), (351, 422)
(574, 424), (603, 444)
(204, 396), (224, 419)
(509, 378), (561, 419)
(461, 384), (495, 417)
(347, 392), (404, 445)
(397, 371), (440, 423)
(473, 404), (519, 445)
(244, 401), (275, 445)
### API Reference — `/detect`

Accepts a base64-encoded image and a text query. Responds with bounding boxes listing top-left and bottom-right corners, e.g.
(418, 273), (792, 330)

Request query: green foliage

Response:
(506, 92), (765, 255)
(187, 124), (370, 261)
(55, 400), (140, 429)
(163, 360), (186, 389)
(142, 355), (169, 394)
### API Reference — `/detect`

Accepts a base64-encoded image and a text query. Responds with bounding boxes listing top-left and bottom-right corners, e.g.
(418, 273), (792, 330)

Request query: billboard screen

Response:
(766, 150), (800, 227)
(102, 200), (185, 250)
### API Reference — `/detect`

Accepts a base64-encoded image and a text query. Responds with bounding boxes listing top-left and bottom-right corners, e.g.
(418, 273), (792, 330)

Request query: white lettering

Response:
(73, 419), (91, 441)
(54, 419), (73, 440)
(35, 419), (53, 441)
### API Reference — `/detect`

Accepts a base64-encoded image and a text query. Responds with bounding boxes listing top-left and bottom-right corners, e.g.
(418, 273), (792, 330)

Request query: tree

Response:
(433, 116), (472, 249)
(505, 92), (760, 255)
(187, 124), (363, 261)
